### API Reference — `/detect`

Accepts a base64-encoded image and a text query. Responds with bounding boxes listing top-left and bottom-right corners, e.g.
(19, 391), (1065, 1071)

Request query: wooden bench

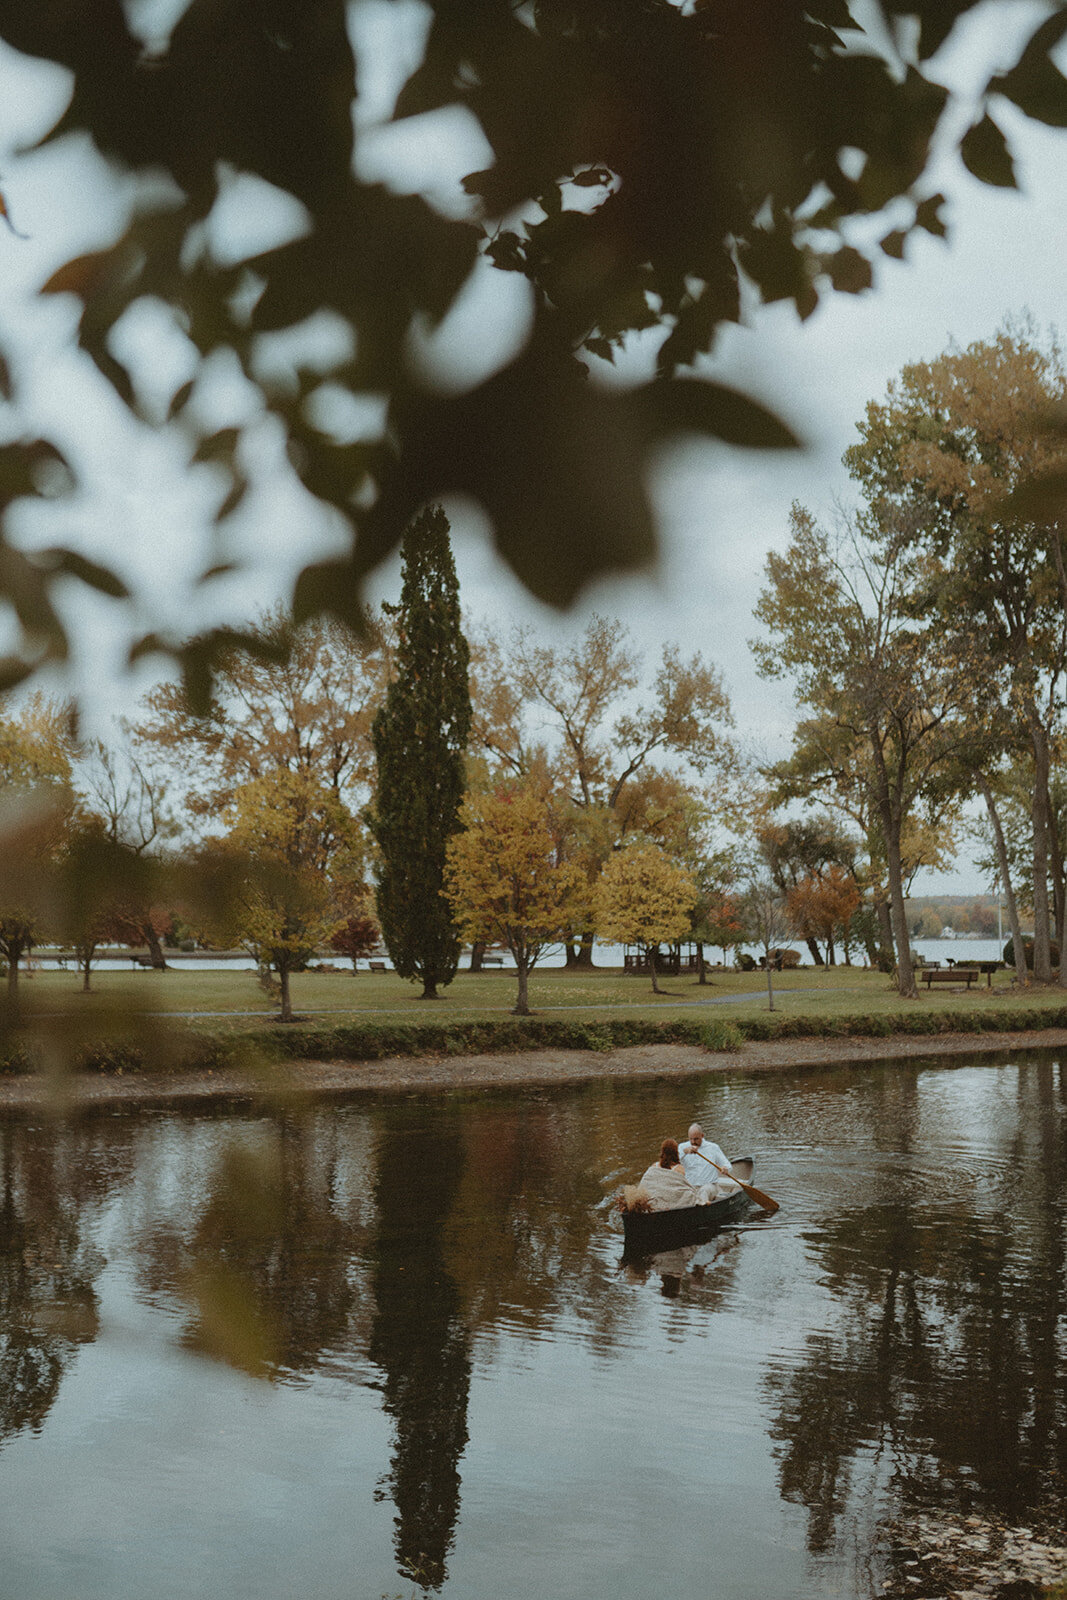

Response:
(368, 960), (387, 973)
(481, 955), (504, 967)
(921, 967), (979, 990)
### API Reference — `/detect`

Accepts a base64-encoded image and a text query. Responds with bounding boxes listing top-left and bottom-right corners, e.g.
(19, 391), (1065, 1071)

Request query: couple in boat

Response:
(639, 1124), (741, 1211)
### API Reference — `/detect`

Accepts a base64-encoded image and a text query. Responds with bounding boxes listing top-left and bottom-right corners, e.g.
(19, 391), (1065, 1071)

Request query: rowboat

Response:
(619, 1157), (755, 1255)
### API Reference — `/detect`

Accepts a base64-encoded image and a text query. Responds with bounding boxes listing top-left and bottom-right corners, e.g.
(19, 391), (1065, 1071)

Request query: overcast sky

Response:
(2, 3), (1067, 895)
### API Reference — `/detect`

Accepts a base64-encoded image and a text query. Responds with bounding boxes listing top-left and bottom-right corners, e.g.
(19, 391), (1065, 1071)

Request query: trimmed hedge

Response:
(5, 1003), (1067, 1078)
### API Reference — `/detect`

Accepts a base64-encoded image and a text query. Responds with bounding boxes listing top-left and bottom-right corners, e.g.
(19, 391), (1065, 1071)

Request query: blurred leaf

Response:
(42, 249), (122, 300)
(990, 10), (1067, 128)
(644, 379), (799, 450)
(167, 378), (195, 419)
(216, 475), (248, 522)
(0, 439), (75, 507)
(880, 230), (907, 259)
(914, 192), (947, 238)
(360, 327), (798, 608)
(39, 549), (130, 599)
(827, 246), (873, 294)
(191, 426), (241, 466)
(960, 114), (1016, 188)
(292, 560), (377, 631)
(0, 351), (11, 400)
(183, 1260), (279, 1379)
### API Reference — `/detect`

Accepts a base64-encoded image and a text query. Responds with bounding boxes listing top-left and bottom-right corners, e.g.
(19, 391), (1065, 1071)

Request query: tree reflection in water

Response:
(0, 1121), (130, 1446)
(368, 1110), (471, 1593)
(765, 1056), (1067, 1551)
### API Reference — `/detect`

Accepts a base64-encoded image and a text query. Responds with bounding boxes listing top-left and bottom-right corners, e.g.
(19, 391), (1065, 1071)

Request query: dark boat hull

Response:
(620, 1157), (754, 1255)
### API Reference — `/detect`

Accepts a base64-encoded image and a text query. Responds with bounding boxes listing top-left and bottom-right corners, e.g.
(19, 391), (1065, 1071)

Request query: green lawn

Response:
(14, 960), (1067, 1031)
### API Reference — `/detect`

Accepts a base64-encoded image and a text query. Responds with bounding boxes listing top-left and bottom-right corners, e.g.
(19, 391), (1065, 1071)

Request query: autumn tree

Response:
(446, 785), (584, 1016)
(53, 820), (162, 994)
(0, 695), (79, 1005)
(214, 772), (353, 1023)
(844, 325), (1067, 983)
(758, 817), (858, 966)
(593, 845), (696, 996)
(698, 890), (746, 967)
(368, 508), (471, 999)
(472, 615), (734, 965)
(135, 609), (390, 825)
(75, 735), (178, 970)
(741, 876), (791, 1011)
(754, 505), (970, 998)
(328, 905), (380, 974)
(786, 865), (861, 966)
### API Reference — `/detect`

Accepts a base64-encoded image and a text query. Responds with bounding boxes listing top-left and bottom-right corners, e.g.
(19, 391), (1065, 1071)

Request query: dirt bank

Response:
(2, 1027), (1066, 1114)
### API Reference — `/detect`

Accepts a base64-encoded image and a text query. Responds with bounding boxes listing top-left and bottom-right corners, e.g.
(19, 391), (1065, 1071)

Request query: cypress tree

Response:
(369, 506), (471, 998)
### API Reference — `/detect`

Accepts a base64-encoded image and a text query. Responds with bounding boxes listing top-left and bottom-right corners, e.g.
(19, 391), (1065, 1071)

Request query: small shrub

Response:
(698, 1020), (743, 1052)
(1003, 936), (1061, 968)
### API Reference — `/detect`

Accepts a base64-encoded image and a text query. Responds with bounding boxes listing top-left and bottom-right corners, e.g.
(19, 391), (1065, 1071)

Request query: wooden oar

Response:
(690, 1147), (780, 1214)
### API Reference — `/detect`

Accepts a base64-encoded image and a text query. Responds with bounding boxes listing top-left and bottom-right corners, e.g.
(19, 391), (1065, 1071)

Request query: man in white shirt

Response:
(679, 1124), (739, 1196)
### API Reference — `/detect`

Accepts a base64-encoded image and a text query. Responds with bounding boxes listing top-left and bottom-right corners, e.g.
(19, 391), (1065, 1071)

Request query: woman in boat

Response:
(638, 1138), (714, 1211)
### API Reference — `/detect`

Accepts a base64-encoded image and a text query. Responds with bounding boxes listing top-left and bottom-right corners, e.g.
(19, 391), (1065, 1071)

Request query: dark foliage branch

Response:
(1, 0), (1066, 691)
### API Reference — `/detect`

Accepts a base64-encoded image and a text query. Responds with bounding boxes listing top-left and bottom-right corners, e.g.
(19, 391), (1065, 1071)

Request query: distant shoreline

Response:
(3, 1027), (1065, 1115)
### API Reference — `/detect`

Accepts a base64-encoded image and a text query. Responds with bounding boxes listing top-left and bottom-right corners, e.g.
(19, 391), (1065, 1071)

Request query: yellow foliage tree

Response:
(593, 845), (696, 995)
(0, 694), (79, 1006)
(445, 785), (584, 1016)
(213, 771), (354, 1022)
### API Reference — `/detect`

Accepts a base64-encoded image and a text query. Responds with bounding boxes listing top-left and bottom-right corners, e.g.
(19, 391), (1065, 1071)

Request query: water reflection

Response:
(0, 1055), (1063, 1598)
(369, 1111), (471, 1591)
(0, 1121), (128, 1445)
(764, 1054), (1067, 1554)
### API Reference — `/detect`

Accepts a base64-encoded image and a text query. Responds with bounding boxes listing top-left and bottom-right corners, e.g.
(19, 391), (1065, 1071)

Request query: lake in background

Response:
(1, 1050), (1064, 1599)
(23, 935), (1011, 975)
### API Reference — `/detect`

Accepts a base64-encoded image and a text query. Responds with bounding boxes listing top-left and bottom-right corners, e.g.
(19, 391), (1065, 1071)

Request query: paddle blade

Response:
(736, 1178), (779, 1215)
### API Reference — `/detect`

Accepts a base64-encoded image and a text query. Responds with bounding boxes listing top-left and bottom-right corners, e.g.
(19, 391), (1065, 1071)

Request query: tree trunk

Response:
(569, 937), (595, 970)
(695, 941), (708, 984)
(279, 965), (292, 1021)
(805, 936), (823, 965)
(1029, 715), (1053, 983)
(1049, 783), (1066, 969)
(469, 940), (486, 973)
(420, 977), (439, 998)
(6, 956), (18, 1001)
(648, 946), (662, 995)
(977, 773), (1028, 988)
(512, 960), (530, 1015)
(143, 921), (168, 971)
(871, 745), (917, 998)
(80, 951), (92, 993)
(765, 960), (775, 1011)
(874, 895), (895, 971)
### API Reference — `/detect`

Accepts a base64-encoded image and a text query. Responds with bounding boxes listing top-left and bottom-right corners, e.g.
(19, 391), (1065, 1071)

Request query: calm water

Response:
(1, 1053), (1065, 1599)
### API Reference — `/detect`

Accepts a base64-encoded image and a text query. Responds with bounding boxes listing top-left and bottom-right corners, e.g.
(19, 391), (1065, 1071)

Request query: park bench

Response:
(368, 960), (387, 973)
(481, 955), (504, 967)
(921, 967), (980, 990)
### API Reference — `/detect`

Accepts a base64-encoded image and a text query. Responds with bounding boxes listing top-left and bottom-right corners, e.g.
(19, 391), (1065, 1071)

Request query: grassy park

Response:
(9, 958), (1067, 1070)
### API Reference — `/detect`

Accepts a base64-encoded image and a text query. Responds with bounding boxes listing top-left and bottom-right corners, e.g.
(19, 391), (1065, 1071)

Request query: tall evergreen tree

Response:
(369, 507), (471, 998)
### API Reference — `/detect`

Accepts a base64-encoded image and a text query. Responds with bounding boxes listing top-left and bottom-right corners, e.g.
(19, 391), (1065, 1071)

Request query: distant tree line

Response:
(6, 315), (1067, 1021)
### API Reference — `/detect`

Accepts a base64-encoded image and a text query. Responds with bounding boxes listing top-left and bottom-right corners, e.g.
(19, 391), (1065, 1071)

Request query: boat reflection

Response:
(621, 1229), (742, 1297)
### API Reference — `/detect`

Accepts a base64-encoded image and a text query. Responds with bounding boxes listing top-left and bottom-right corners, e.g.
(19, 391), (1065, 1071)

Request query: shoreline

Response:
(3, 1026), (1066, 1114)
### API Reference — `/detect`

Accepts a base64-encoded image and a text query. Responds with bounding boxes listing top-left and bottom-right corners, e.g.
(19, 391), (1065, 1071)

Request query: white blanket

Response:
(638, 1163), (713, 1211)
